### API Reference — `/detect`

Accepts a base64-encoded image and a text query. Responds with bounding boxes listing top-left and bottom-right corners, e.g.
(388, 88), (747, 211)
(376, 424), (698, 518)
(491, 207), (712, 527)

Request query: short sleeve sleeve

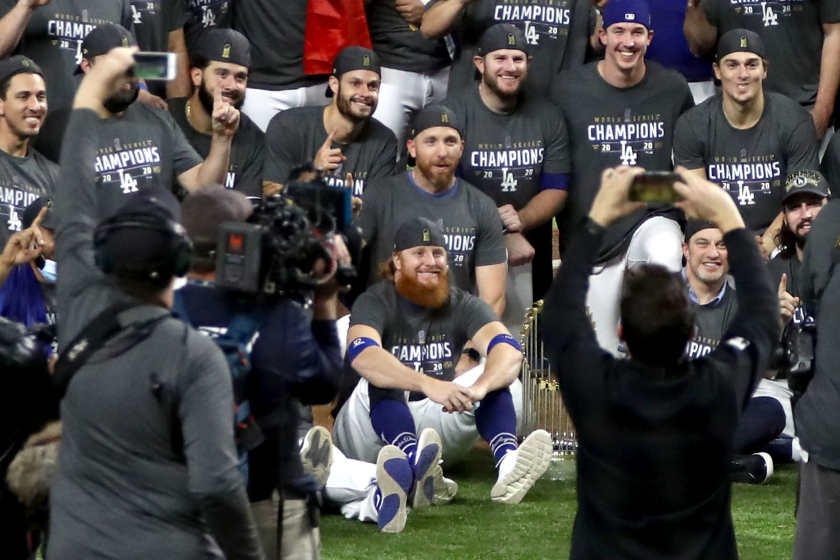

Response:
(458, 293), (500, 340)
(262, 112), (299, 184)
(784, 117), (820, 175)
(472, 191), (507, 267)
(542, 104), (571, 175)
(673, 111), (706, 170)
(349, 288), (390, 335)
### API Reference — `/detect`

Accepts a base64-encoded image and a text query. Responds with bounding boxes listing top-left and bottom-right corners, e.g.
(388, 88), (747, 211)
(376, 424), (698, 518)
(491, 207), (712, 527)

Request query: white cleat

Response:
(411, 428), (443, 510)
(491, 429), (553, 504)
(300, 426), (333, 489)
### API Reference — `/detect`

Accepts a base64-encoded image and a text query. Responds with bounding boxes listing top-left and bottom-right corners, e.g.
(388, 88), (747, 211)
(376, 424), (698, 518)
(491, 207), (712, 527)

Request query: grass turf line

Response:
(321, 448), (797, 560)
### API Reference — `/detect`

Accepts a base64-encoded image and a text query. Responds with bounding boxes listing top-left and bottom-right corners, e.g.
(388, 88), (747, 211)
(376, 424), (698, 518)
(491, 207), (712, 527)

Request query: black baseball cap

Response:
(23, 197), (56, 230)
(684, 219), (718, 243)
(0, 56), (43, 87)
(716, 29), (766, 61)
(783, 170), (831, 203)
(191, 28), (251, 69)
(477, 24), (528, 56)
(74, 24), (136, 75)
(411, 104), (463, 139)
(325, 46), (381, 98)
(394, 217), (447, 252)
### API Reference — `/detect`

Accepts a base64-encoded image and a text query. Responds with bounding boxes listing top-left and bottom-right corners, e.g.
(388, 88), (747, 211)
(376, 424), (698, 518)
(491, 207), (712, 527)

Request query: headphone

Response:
(93, 212), (194, 283)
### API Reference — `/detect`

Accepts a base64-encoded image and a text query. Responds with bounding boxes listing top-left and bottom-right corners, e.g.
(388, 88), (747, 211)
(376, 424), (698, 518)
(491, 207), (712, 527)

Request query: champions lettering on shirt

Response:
(493, 1), (572, 44)
(94, 140), (162, 194)
(707, 154), (782, 207)
(324, 170), (369, 197)
(0, 184), (41, 231)
(47, 13), (112, 63)
(587, 112), (667, 166)
(685, 334), (720, 359)
(390, 340), (454, 376)
(469, 141), (544, 193)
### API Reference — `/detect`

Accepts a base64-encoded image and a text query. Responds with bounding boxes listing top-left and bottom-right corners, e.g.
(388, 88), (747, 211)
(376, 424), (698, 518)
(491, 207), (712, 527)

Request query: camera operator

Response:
(47, 47), (261, 560)
(793, 177), (840, 559)
(540, 166), (779, 558)
(178, 184), (347, 559)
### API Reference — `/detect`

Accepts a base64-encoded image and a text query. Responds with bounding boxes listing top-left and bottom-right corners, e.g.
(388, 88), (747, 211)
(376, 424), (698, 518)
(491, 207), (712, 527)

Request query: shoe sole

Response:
(756, 452), (774, 484)
(300, 426), (333, 489)
(491, 429), (553, 504)
(376, 446), (413, 533)
(412, 428), (443, 510)
(433, 477), (458, 505)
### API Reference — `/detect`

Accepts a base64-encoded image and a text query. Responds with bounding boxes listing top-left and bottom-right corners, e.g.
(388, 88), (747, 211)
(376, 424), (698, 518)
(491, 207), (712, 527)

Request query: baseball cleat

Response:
(491, 429), (553, 504)
(300, 425), (333, 489)
(433, 476), (459, 505)
(376, 445), (414, 533)
(411, 428), (443, 510)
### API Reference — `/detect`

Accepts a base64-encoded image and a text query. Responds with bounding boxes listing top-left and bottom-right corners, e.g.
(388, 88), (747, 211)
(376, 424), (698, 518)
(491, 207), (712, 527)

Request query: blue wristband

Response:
(487, 333), (522, 355)
(347, 337), (380, 363)
(138, 82), (148, 91)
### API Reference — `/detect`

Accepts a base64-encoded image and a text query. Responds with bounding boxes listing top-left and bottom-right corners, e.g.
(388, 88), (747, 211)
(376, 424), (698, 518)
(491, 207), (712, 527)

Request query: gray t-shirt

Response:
(350, 281), (498, 383)
(38, 103), (203, 218)
(263, 106), (399, 196)
(367, 0), (449, 74)
(356, 172), (507, 293)
(0, 0), (134, 111)
(130, 0), (187, 52)
(702, 0), (840, 107)
(554, 60), (694, 258)
(428, 0), (594, 97)
(232, 0), (324, 90)
(184, 0), (232, 53)
(0, 147), (59, 240)
(821, 130), (840, 190)
(685, 283), (738, 359)
(674, 92), (819, 232)
(168, 97), (264, 198)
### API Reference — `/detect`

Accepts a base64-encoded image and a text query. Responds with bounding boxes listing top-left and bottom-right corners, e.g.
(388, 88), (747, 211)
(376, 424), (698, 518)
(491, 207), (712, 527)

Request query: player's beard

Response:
(336, 85), (375, 124)
(482, 71), (523, 101)
(395, 266), (451, 308)
(198, 79), (245, 113)
(103, 82), (140, 114)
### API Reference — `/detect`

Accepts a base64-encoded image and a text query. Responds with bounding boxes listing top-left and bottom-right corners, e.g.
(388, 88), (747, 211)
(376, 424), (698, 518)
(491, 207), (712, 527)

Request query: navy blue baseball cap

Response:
(74, 24), (136, 75)
(602, 0), (652, 30)
(394, 218), (446, 252)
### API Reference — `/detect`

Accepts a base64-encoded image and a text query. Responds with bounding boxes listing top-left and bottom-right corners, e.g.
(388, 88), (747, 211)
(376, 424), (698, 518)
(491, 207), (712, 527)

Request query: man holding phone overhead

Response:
(553, 0), (694, 355)
(674, 29), (819, 241)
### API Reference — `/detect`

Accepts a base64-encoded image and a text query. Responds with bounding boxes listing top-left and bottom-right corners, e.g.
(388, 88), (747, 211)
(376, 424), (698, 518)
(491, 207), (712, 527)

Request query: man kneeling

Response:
(333, 217), (551, 531)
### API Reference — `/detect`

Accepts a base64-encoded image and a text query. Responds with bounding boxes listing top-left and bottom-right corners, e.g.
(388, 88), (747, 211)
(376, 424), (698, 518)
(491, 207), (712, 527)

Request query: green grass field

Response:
(321, 449), (798, 560)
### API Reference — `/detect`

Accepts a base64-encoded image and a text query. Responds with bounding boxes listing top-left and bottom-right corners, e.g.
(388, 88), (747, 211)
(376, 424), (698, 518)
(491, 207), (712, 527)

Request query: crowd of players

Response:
(0, 0), (839, 558)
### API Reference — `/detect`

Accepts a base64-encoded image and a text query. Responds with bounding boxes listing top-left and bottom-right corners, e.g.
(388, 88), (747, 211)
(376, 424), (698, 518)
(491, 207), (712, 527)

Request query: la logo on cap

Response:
(507, 33), (516, 46)
(222, 44), (231, 59)
(625, 13), (635, 20)
(740, 36), (748, 48)
(441, 112), (449, 123)
(363, 54), (370, 67)
(422, 228), (431, 242)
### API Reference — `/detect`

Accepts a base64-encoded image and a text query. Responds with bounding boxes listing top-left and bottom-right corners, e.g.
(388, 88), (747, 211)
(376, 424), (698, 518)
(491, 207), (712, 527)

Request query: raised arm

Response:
(811, 22), (840, 141)
(684, 0), (717, 58)
(0, 0), (51, 58)
(421, 0), (473, 39)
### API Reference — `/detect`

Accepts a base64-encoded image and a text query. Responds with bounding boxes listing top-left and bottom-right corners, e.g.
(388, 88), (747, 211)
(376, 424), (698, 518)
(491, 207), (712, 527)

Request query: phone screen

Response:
(133, 52), (176, 81)
(628, 172), (684, 204)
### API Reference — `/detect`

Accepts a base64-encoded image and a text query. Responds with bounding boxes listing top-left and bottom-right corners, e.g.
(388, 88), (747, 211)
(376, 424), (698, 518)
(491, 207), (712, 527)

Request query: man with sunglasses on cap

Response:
(34, 24), (240, 220)
(356, 104), (507, 320)
(553, 0), (694, 356)
(47, 46), (262, 560)
(168, 28), (264, 199)
(262, 46), (399, 199)
(0, 55), (58, 245)
(445, 23), (570, 329)
(674, 28), (818, 253)
(334, 217), (551, 532)
(684, 0), (840, 142)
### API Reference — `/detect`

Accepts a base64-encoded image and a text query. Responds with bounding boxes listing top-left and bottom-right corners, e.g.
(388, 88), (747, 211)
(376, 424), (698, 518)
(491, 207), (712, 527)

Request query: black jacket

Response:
(541, 219), (779, 560)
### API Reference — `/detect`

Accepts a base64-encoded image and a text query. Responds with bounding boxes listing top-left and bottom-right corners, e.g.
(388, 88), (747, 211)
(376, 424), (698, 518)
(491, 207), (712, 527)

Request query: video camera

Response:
(214, 178), (361, 298)
(770, 319), (816, 395)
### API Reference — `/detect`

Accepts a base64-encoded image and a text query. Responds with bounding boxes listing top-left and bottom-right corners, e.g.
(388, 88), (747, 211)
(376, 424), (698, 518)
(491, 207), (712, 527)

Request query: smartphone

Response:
(628, 171), (684, 204)
(133, 52), (177, 81)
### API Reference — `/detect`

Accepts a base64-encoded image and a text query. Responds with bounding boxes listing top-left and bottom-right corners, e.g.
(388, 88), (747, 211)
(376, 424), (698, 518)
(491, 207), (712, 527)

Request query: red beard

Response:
(395, 267), (451, 308)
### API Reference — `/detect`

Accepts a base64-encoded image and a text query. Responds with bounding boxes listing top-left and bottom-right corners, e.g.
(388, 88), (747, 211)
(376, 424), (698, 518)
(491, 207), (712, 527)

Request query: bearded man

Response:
(168, 29), (264, 198)
(261, 47), (399, 197)
(333, 217), (552, 533)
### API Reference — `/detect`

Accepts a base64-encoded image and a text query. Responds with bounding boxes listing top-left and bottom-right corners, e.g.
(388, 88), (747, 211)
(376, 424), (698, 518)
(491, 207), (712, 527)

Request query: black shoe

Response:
(731, 452), (774, 484)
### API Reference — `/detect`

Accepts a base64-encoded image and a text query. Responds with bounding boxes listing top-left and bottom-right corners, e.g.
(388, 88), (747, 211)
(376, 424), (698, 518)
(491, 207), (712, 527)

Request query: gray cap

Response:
(783, 170), (831, 203)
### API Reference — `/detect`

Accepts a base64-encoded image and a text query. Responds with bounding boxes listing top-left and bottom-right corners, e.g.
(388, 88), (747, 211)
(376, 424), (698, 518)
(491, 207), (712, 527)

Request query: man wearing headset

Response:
(47, 47), (263, 560)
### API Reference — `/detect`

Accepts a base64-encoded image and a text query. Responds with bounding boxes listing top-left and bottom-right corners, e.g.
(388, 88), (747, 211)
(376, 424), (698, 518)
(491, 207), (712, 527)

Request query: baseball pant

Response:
(372, 66), (450, 159)
(333, 364), (523, 465)
(793, 459), (840, 560)
(323, 445), (381, 523)
(242, 83), (330, 132)
(502, 263), (533, 335)
(585, 216), (684, 356)
(752, 378), (795, 437)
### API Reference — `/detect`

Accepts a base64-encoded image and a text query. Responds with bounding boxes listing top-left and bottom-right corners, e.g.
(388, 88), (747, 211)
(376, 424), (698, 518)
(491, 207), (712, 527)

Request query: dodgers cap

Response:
(74, 24), (136, 75)
(411, 104), (463, 139)
(602, 0), (652, 31)
(191, 28), (251, 69)
(394, 217), (447, 252)
(477, 24), (529, 56)
(0, 56), (43, 87)
(326, 46), (381, 98)
(716, 28), (766, 61)
(783, 170), (831, 203)
(684, 219), (719, 243)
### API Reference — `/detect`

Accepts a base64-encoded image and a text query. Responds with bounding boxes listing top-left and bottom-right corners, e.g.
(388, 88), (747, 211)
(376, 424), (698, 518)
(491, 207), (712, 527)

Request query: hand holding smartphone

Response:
(627, 171), (684, 204)
(132, 52), (177, 81)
